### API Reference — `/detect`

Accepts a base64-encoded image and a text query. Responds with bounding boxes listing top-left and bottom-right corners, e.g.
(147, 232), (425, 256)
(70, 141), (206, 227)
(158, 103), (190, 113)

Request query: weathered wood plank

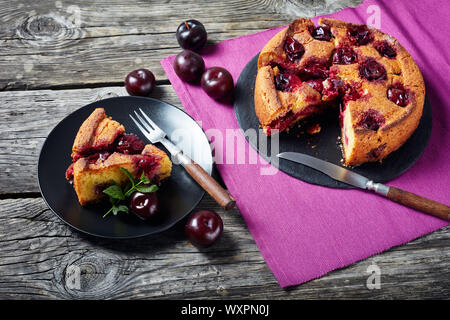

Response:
(1, 0), (448, 300)
(0, 0), (362, 90)
(0, 197), (448, 299)
(0, 85), (180, 194)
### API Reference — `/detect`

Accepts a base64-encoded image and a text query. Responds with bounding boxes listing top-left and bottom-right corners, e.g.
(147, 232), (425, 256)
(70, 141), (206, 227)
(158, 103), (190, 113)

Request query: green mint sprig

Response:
(102, 167), (158, 218)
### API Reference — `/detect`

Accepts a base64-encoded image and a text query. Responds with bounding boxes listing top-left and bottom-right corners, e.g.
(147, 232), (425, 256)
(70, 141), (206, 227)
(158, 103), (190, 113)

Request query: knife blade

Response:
(277, 152), (377, 191)
(276, 152), (450, 221)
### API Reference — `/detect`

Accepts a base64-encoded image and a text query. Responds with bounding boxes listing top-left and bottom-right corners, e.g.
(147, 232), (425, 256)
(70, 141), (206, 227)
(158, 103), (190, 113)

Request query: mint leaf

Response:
(135, 184), (158, 193)
(140, 171), (150, 184)
(102, 184), (124, 200)
(112, 205), (129, 215)
(120, 167), (135, 187)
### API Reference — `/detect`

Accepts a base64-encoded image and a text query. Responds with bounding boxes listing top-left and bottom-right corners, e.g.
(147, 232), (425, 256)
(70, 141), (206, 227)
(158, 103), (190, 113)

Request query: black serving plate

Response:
(38, 96), (213, 238)
(234, 53), (432, 188)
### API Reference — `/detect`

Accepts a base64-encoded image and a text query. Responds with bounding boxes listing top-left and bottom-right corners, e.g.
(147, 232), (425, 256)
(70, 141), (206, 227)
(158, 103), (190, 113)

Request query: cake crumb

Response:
(307, 123), (321, 135)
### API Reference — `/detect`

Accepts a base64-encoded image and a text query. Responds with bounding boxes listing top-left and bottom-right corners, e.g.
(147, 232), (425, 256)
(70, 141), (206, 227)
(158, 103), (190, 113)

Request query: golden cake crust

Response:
(71, 108), (125, 158)
(254, 65), (284, 127)
(254, 18), (425, 165)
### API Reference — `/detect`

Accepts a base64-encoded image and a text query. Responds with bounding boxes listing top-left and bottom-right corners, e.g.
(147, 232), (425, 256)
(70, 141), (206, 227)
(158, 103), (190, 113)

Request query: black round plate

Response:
(38, 96), (213, 238)
(234, 54), (432, 188)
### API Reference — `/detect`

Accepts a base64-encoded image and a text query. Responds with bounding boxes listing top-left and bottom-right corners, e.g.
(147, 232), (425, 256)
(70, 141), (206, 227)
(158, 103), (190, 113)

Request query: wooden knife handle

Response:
(387, 187), (450, 221)
(184, 160), (236, 211)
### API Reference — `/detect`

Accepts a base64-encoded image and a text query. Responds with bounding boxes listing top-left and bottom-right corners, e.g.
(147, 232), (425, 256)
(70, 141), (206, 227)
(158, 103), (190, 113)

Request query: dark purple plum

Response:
(176, 20), (207, 51)
(130, 192), (159, 221)
(125, 69), (156, 96)
(173, 50), (205, 83)
(185, 210), (223, 248)
(201, 67), (234, 100)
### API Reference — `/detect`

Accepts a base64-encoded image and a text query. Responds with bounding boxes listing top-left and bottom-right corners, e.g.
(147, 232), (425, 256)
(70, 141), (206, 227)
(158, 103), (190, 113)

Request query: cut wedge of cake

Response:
(65, 108), (172, 205)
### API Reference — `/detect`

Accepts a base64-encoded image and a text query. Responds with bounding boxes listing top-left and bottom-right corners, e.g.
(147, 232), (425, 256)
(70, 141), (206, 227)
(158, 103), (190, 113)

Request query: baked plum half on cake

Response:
(65, 108), (172, 205)
(254, 18), (425, 166)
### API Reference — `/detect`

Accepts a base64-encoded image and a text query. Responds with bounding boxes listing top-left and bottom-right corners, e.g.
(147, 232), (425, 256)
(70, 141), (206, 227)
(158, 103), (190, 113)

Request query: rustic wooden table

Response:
(0, 0), (448, 299)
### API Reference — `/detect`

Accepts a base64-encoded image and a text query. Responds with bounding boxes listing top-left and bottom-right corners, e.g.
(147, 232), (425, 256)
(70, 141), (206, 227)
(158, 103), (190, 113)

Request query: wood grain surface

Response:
(0, 0), (449, 300)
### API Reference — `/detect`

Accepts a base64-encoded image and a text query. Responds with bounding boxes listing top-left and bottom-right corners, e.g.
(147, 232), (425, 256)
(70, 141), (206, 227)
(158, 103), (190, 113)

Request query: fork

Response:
(130, 108), (236, 210)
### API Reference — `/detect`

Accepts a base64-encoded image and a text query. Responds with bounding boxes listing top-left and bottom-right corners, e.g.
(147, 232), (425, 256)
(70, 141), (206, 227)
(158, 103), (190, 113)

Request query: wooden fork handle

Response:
(386, 187), (450, 221)
(183, 160), (236, 211)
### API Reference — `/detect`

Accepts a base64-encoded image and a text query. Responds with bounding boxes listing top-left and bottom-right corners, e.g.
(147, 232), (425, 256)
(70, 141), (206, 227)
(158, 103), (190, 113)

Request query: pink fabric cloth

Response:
(161, 0), (449, 287)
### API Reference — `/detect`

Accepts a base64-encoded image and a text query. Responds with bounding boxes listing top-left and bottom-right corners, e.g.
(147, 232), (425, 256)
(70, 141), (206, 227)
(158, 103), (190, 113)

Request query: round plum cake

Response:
(254, 18), (425, 166)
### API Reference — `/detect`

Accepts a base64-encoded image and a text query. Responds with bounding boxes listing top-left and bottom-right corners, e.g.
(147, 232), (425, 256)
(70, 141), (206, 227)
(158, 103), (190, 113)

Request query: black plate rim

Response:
(37, 96), (212, 239)
(234, 53), (432, 189)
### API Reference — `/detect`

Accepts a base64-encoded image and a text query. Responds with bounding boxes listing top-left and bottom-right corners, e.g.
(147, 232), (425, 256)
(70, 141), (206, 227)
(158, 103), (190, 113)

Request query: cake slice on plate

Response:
(65, 108), (172, 205)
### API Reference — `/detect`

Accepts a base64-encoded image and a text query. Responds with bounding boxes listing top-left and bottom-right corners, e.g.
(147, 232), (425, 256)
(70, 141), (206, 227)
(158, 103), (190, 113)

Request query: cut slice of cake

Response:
(255, 18), (334, 136)
(65, 108), (172, 205)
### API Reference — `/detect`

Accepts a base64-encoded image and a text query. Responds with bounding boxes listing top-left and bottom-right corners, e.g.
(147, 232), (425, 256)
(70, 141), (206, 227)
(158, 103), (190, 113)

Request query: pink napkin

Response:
(161, 0), (449, 287)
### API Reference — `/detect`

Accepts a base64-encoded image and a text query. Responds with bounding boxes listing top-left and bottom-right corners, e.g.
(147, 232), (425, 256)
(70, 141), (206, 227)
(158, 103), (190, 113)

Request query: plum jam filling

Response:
(66, 134), (147, 181)
(73, 134), (145, 162)
(72, 142), (117, 162)
(136, 155), (161, 181)
(65, 163), (75, 180)
(115, 134), (145, 154)
(347, 25), (373, 45)
(266, 105), (318, 135)
(357, 109), (385, 130)
(268, 60), (297, 72)
(284, 36), (305, 62)
(83, 152), (113, 164)
(322, 77), (344, 100)
(332, 46), (357, 65)
(342, 82), (362, 103)
(299, 58), (329, 80)
(306, 79), (324, 93)
(374, 41), (396, 58)
(387, 82), (409, 106)
(274, 73), (302, 92)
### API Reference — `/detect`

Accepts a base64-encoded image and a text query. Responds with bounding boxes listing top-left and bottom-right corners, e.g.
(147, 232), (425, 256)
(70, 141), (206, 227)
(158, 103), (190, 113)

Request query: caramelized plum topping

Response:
(299, 59), (329, 80)
(284, 36), (305, 62)
(347, 25), (373, 45)
(359, 59), (387, 81)
(311, 26), (332, 41)
(387, 83), (409, 106)
(375, 41), (397, 58)
(332, 46), (357, 65)
(274, 73), (302, 92)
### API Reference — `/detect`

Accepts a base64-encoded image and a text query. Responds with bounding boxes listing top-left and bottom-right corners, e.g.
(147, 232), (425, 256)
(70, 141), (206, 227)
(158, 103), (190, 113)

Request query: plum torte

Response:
(65, 108), (172, 205)
(254, 18), (425, 166)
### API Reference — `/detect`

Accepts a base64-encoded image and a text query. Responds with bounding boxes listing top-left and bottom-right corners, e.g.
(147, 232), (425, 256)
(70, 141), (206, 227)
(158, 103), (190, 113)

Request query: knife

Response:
(277, 152), (450, 221)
